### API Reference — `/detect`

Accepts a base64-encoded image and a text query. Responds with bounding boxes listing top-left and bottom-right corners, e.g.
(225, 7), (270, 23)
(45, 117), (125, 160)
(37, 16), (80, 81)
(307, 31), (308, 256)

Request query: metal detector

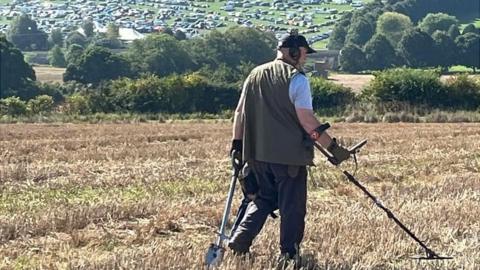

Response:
(205, 154), (242, 268)
(314, 139), (453, 260)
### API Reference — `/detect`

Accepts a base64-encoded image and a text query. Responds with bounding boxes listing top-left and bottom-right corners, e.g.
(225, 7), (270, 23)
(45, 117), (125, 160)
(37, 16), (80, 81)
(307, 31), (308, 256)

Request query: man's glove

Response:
(230, 139), (243, 172)
(327, 138), (351, 165)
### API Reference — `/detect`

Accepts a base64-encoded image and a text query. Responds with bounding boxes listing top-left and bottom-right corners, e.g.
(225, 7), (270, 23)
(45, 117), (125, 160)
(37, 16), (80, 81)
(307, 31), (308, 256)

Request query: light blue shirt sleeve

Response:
(289, 73), (313, 110)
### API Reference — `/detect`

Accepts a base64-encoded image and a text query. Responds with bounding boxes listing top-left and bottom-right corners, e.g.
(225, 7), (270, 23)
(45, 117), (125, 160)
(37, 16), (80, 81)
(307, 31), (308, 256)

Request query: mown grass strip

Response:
(0, 178), (224, 215)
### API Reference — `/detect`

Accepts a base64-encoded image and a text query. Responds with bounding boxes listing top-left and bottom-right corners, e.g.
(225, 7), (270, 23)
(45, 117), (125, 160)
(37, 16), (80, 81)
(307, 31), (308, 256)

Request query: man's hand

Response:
(230, 139), (243, 172)
(327, 138), (351, 165)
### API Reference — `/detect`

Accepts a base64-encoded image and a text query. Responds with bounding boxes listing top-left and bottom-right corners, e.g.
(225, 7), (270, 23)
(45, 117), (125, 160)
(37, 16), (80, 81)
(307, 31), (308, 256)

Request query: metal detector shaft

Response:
(343, 171), (449, 259)
(313, 139), (450, 260)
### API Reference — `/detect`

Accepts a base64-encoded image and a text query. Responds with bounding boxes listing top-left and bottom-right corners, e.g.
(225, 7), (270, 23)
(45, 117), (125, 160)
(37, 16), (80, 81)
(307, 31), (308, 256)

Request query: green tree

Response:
(188, 30), (238, 68)
(447, 24), (461, 40)
(127, 34), (193, 77)
(418, 13), (458, 35)
(339, 43), (367, 72)
(82, 19), (94, 38)
(188, 27), (275, 70)
(345, 17), (375, 46)
(431, 31), (457, 70)
(398, 29), (435, 67)
(364, 34), (397, 70)
(328, 24), (348, 50)
(0, 36), (37, 99)
(48, 28), (63, 47)
(174, 30), (187, 41)
(91, 37), (122, 49)
(65, 44), (84, 66)
(48, 45), (66, 67)
(65, 32), (87, 48)
(224, 27), (276, 66)
(455, 33), (480, 72)
(327, 12), (352, 50)
(6, 13), (48, 50)
(64, 46), (131, 84)
(462, 24), (479, 35)
(390, 0), (478, 23)
(375, 12), (413, 47)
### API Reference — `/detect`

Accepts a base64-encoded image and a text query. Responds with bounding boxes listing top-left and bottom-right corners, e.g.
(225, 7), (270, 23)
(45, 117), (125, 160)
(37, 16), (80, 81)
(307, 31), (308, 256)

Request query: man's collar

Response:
(275, 58), (304, 74)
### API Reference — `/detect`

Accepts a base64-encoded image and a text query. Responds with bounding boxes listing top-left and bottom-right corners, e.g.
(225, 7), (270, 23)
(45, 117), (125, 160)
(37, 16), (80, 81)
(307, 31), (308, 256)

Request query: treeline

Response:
(1, 25), (276, 99)
(2, 68), (480, 117)
(62, 27), (275, 85)
(329, 0), (480, 72)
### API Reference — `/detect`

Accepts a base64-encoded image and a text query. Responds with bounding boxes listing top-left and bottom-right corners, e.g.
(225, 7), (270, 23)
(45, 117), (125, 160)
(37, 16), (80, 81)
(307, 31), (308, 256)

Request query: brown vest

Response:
(242, 60), (314, 166)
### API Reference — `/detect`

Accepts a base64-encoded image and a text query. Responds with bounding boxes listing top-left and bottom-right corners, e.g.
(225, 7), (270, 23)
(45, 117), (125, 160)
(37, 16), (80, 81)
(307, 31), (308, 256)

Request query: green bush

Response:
(36, 82), (65, 103)
(362, 68), (447, 107)
(65, 94), (90, 114)
(310, 77), (356, 113)
(363, 69), (480, 110)
(184, 73), (238, 113)
(0, 96), (27, 116)
(443, 75), (480, 109)
(27, 95), (54, 114)
(105, 73), (238, 114)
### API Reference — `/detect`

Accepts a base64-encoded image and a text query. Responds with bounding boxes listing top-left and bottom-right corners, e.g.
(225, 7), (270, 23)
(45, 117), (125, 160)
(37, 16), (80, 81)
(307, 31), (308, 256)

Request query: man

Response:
(228, 30), (351, 266)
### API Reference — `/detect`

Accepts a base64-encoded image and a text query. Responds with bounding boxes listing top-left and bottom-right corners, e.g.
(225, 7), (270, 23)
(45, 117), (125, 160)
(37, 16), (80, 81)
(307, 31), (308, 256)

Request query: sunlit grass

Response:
(0, 122), (479, 268)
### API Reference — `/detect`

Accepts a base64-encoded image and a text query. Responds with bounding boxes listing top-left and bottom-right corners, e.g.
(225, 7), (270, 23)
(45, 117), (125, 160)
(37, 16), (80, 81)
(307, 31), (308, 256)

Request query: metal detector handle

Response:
(313, 142), (335, 163)
(349, 139), (367, 154)
(314, 139), (367, 165)
(230, 148), (243, 175)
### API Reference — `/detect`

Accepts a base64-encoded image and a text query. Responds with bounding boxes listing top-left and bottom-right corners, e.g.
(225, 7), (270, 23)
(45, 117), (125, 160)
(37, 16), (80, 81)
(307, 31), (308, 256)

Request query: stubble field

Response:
(0, 122), (479, 269)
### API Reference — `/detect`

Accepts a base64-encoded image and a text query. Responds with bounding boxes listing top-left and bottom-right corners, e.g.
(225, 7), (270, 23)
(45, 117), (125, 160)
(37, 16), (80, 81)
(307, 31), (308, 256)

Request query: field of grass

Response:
(0, 122), (479, 269)
(449, 65), (477, 73)
(33, 65), (65, 83)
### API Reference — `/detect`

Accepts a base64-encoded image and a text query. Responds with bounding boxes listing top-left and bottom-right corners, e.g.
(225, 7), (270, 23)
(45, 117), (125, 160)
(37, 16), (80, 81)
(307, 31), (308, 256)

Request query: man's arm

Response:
(295, 108), (333, 148)
(290, 74), (350, 165)
(232, 79), (249, 140)
(289, 74), (333, 148)
(232, 93), (244, 140)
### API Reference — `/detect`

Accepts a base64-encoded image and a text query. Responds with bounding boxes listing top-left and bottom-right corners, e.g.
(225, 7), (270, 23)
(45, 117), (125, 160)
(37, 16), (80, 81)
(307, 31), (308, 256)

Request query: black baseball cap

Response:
(277, 32), (317, 54)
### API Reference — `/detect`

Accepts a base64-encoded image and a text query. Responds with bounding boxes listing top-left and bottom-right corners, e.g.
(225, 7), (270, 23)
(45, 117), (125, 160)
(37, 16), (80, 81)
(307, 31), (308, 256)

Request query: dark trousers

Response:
(228, 160), (307, 256)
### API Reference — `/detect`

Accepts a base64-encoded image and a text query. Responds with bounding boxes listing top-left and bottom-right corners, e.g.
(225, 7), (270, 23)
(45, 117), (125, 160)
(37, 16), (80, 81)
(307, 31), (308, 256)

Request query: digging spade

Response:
(205, 153), (242, 268)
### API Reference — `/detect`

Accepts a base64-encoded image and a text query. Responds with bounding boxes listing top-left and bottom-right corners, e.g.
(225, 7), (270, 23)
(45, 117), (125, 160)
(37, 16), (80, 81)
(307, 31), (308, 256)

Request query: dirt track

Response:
(328, 73), (375, 92)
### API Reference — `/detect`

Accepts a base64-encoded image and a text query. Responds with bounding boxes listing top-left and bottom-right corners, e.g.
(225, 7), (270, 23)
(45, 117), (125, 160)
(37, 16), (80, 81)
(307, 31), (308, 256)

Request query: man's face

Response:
(298, 47), (308, 66)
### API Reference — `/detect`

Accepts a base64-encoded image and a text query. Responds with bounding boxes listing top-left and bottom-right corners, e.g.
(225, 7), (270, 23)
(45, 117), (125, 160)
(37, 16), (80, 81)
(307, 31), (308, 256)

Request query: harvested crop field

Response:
(0, 122), (479, 269)
(33, 66), (65, 83)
